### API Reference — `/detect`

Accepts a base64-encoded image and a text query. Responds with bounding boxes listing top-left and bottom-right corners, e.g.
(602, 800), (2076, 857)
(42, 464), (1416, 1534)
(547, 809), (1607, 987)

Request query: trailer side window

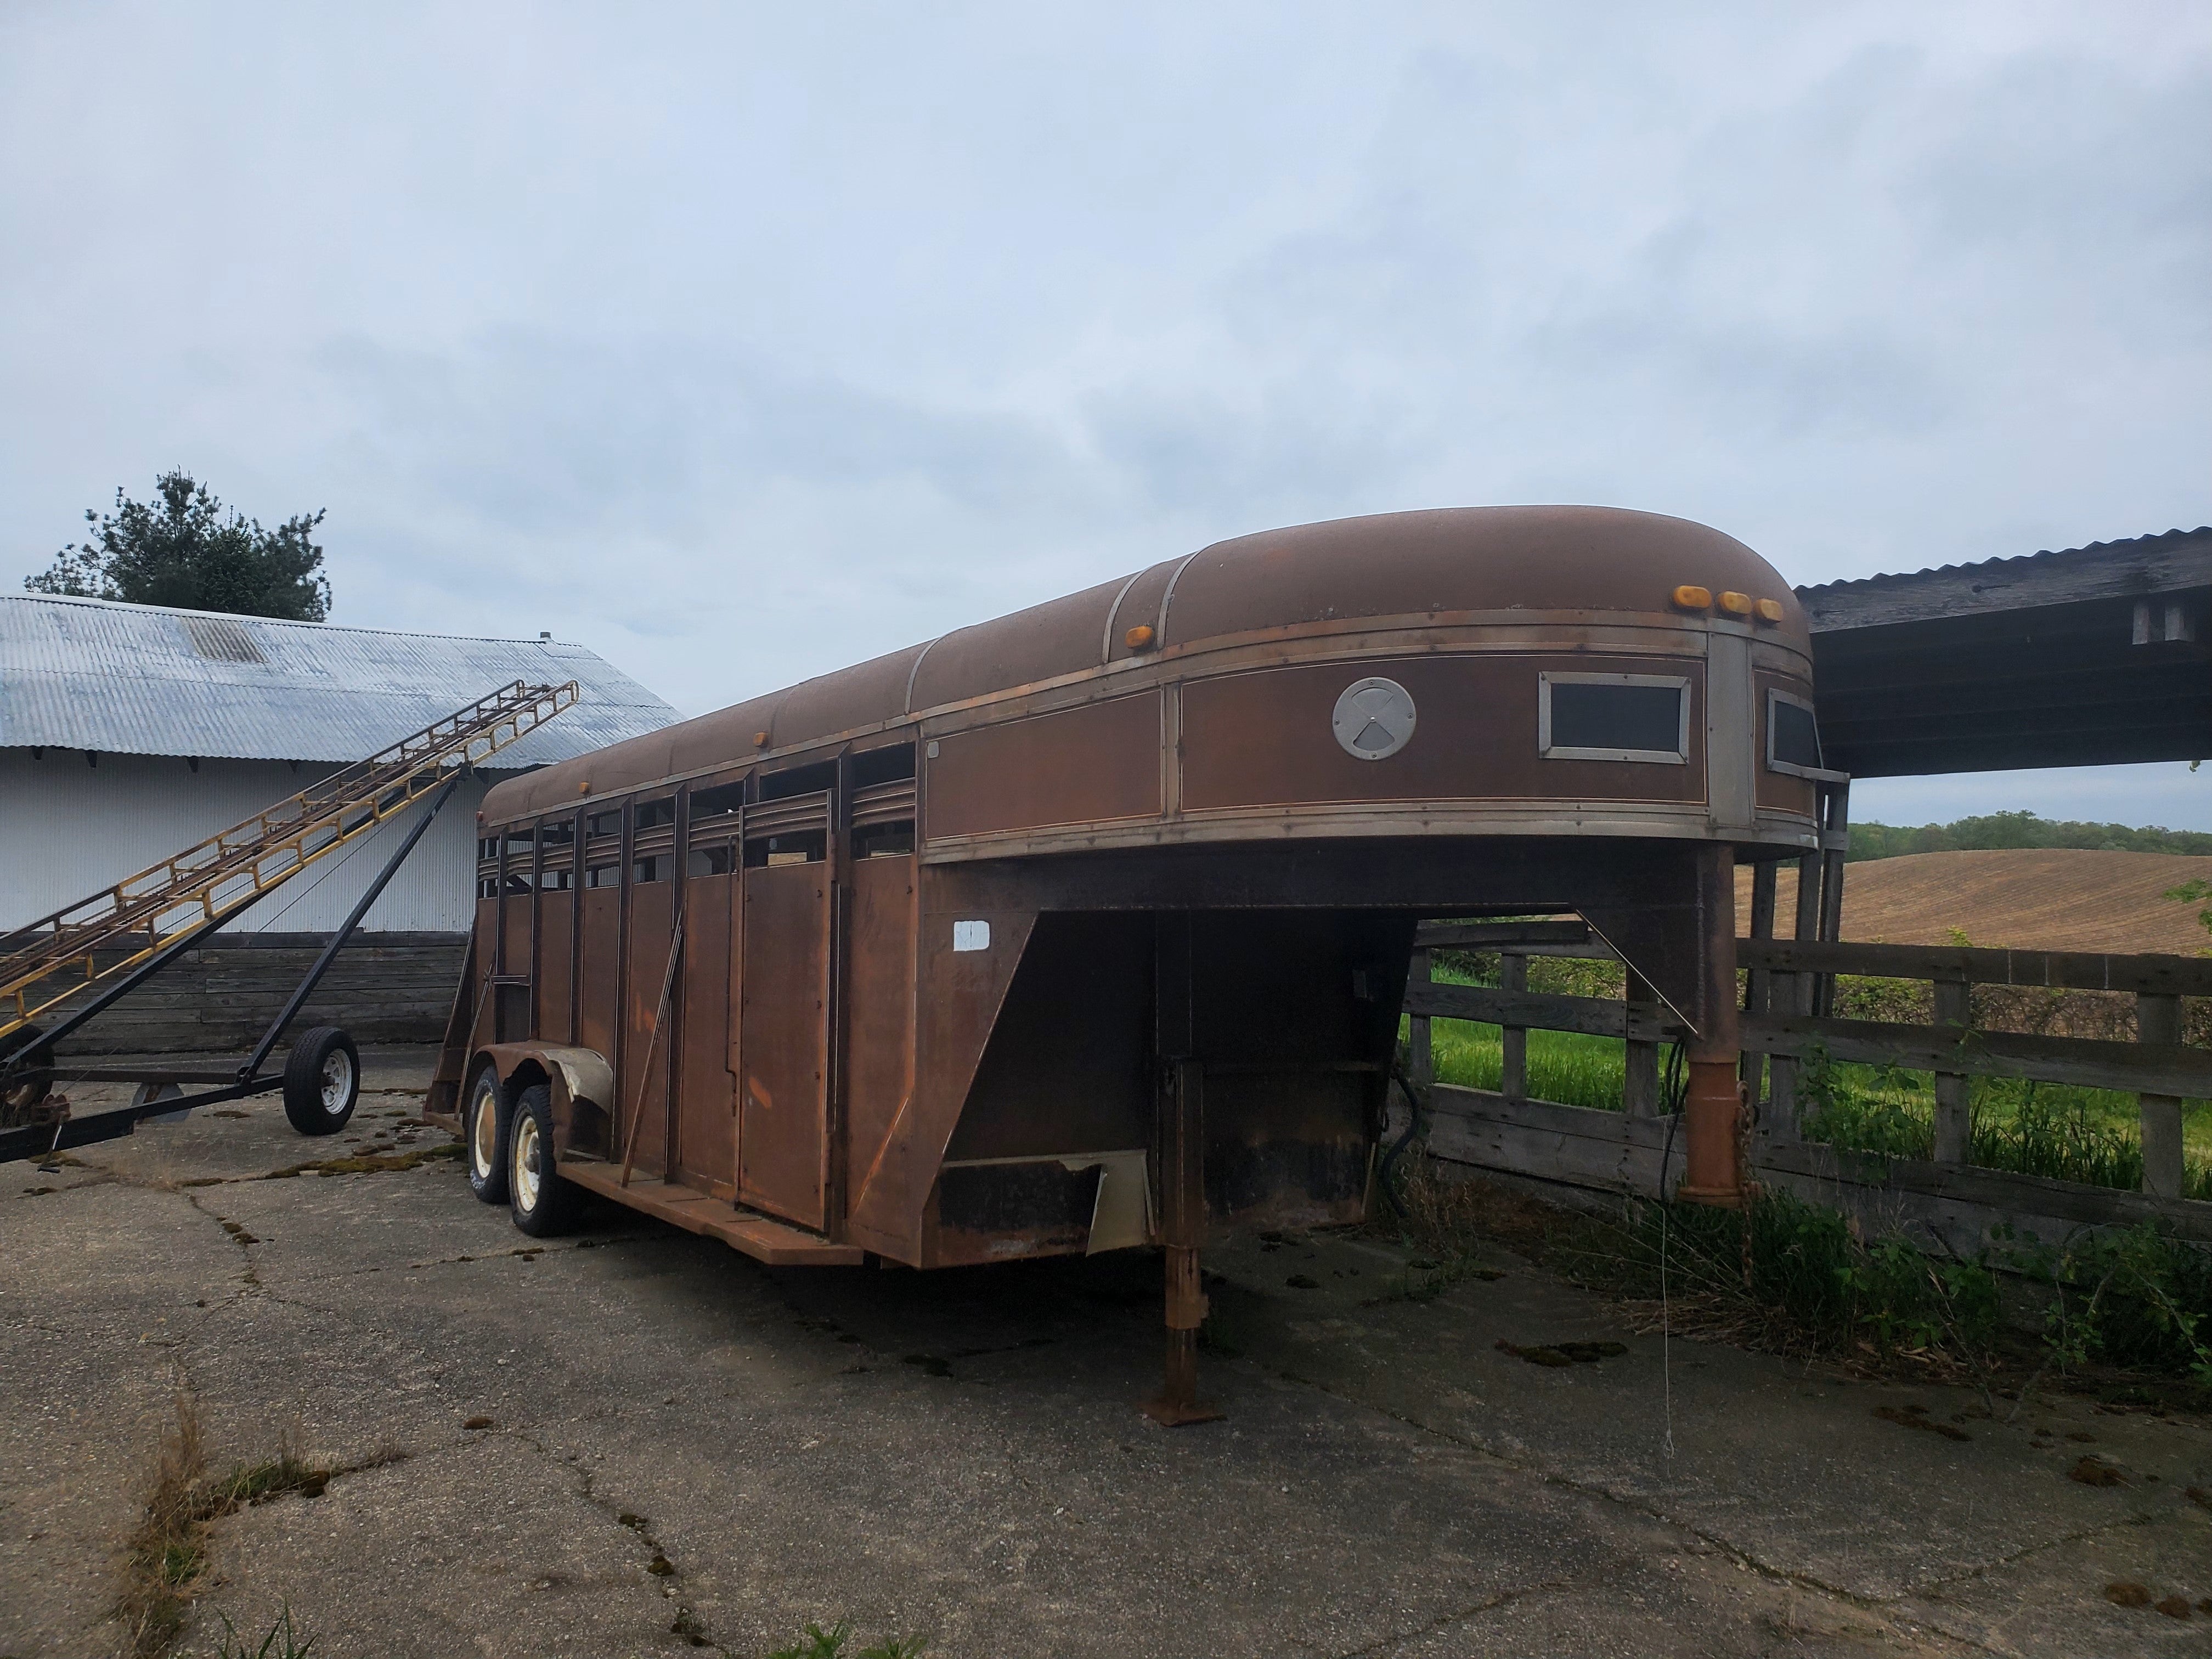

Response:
(635, 797), (675, 830)
(690, 780), (746, 821)
(855, 823), (915, 859)
(585, 864), (619, 889)
(1765, 690), (1839, 780)
(759, 759), (838, 802)
(538, 820), (575, 849)
(744, 832), (826, 868)
(851, 742), (916, 788)
(688, 846), (736, 877)
(631, 856), (671, 884)
(538, 867), (574, 891)
(1537, 673), (1689, 764)
(586, 810), (622, 839)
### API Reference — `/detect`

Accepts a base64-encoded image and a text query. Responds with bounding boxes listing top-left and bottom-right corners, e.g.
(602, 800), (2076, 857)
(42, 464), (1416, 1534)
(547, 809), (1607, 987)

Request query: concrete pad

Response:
(2, 1045), (2205, 1658)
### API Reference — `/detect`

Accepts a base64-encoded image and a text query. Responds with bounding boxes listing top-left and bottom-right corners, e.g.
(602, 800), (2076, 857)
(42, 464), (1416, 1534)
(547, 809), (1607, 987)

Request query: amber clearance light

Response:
(1717, 590), (1753, 616)
(1125, 624), (1156, 651)
(1671, 584), (1712, 612)
(1754, 597), (1785, 623)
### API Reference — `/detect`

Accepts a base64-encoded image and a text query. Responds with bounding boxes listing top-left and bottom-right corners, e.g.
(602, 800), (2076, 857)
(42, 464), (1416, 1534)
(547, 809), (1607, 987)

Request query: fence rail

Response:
(1406, 918), (2209, 1204)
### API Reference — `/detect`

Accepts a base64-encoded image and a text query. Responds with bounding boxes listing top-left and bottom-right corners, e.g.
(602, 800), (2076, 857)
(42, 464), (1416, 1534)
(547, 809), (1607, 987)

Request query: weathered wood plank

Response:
(1741, 1011), (2212, 1099)
(1403, 982), (1668, 1042)
(1736, 937), (2212, 998)
(1420, 1084), (2212, 1245)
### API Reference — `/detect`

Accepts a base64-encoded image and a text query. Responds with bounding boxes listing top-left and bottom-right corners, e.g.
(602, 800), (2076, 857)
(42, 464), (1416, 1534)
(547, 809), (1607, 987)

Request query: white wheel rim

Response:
(471, 1080), (498, 1178)
(513, 1113), (542, 1213)
(319, 1048), (354, 1115)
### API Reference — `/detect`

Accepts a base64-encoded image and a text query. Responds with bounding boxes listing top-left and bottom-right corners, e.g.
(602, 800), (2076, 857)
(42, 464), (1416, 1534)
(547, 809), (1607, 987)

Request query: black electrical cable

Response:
(1376, 1056), (1427, 1217)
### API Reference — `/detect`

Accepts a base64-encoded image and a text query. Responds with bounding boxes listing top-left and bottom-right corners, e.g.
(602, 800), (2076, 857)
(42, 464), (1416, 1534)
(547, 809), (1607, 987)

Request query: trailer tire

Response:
(283, 1027), (360, 1136)
(463, 1064), (511, 1204)
(507, 1084), (582, 1237)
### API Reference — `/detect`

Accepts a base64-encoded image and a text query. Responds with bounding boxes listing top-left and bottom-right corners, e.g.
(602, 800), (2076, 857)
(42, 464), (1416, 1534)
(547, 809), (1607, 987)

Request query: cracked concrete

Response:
(2, 1046), (2207, 1658)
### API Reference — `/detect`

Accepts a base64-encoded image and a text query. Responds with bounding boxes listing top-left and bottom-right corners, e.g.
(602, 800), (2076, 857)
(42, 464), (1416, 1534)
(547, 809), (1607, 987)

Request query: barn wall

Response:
(0, 749), (492, 934)
(47, 933), (467, 1054)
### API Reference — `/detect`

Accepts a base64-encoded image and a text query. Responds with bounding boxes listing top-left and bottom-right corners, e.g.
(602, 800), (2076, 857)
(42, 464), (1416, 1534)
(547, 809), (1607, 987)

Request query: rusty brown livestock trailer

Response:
(426, 506), (1830, 1419)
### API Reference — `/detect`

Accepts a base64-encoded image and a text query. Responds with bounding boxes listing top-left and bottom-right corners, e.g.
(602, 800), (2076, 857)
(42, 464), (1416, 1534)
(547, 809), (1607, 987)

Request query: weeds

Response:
(116, 1392), (386, 1657)
(1387, 1159), (2211, 1402)
(119, 1391), (209, 1658)
(208, 1607), (315, 1657)
(764, 1620), (929, 1659)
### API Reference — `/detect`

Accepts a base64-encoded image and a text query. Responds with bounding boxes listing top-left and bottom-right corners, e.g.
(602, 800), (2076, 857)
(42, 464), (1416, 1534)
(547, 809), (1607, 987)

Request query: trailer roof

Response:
(0, 592), (679, 766)
(487, 505), (1802, 817)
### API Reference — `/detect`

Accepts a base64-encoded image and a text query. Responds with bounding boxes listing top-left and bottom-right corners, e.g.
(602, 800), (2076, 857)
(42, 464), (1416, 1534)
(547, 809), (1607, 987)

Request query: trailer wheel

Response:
(463, 1064), (511, 1204)
(283, 1027), (360, 1136)
(507, 1084), (582, 1237)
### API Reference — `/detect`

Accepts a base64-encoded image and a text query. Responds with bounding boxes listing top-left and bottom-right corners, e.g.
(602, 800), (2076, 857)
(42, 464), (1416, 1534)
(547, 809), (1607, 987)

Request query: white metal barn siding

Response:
(0, 594), (682, 935)
(0, 749), (493, 932)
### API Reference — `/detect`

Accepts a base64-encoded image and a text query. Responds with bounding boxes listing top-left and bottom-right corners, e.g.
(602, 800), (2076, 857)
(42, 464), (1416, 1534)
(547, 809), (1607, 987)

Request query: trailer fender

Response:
(473, 1044), (614, 1160)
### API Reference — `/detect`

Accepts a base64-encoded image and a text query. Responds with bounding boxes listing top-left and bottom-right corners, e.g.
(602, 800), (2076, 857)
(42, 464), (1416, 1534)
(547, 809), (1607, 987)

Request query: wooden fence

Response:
(1402, 918), (2212, 1239)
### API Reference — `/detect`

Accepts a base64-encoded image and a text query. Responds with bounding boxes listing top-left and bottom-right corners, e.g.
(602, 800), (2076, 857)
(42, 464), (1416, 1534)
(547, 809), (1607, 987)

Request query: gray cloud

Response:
(2, 1), (2207, 817)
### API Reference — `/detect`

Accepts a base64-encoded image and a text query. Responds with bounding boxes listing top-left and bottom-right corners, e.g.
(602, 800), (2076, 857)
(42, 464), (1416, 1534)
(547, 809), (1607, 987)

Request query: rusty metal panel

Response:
(621, 883), (675, 1180)
(1754, 671), (1821, 816)
(537, 901), (573, 1045)
(945, 913), (1150, 1163)
(844, 854), (917, 1218)
(500, 894), (532, 986)
(739, 861), (830, 1228)
(925, 692), (1162, 841)
(577, 888), (619, 1066)
(673, 871), (737, 1195)
(1162, 507), (1811, 649)
(776, 645), (930, 744)
(467, 898), (499, 1048)
(1102, 559), (1182, 663)
(844, 865), (1037, 1257)
(907, 576), (1128, 710)
(1180, 656), (1706, 811)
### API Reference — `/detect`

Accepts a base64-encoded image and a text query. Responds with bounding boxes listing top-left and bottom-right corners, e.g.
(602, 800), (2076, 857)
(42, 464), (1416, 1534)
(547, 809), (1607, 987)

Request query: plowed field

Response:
(1738, 848), (2212, 955)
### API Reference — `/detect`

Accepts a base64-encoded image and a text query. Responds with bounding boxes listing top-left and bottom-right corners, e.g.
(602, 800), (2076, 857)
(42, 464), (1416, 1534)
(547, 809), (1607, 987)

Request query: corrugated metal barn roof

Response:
(0, 593), (679, 765)
(1794, 526), (2212, 602)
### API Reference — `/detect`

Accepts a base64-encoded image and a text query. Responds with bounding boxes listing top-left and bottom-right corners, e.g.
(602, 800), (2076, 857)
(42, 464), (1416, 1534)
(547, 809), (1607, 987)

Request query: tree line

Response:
(1848, 810), (2212, 862)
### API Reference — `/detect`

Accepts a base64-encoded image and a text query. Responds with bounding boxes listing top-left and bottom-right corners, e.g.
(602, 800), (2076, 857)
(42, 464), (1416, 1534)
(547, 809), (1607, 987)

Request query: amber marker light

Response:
(1671, 585), (1712, 612)
(753, 730), (771, 746)
(1717, 590), (1753, 616)
(1754, 597), (1785, 623)
(1125, 624), (1156, 651)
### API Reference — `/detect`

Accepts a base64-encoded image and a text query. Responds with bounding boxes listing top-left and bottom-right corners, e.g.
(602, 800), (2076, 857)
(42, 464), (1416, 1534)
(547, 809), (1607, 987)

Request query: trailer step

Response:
(558, 1164), (864, 1266)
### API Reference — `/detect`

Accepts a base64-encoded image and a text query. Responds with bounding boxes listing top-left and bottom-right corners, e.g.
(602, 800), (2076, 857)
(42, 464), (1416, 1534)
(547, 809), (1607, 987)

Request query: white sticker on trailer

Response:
(952, 919), (991, 952)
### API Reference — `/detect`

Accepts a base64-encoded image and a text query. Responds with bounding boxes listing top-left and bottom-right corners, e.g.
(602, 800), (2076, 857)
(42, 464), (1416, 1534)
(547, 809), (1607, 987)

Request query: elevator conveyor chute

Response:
(0, 679), (579, 1164)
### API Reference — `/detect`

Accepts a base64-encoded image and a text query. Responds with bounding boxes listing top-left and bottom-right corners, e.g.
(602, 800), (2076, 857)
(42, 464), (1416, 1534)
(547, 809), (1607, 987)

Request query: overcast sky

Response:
(4, 3), (2207, 825)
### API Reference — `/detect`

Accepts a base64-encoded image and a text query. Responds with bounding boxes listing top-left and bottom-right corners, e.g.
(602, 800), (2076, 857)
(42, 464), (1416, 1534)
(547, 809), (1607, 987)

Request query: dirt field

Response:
(1740, 849), (2212, 954)
(3, 1048), (2210, 1658)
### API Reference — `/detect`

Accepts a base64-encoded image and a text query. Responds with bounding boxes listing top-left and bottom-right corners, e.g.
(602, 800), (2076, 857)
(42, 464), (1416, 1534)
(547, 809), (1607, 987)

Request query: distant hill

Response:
(1739, 849), (2212, 955)
(1847, 809), (2212, 862)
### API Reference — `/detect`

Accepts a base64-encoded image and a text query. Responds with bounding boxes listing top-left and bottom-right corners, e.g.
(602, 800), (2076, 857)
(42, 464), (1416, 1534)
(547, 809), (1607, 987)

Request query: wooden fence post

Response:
(1407, 945), (1434, 1111)
(2138, 992), (2185, 1198)
(1765, 853), (1823, 1136)
(1499, 950), (1527, 1102)
(1624, 966), (1660, 1118)
(1745, 861), (1776, 1114)
(1931, 976), (1971, 1164)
